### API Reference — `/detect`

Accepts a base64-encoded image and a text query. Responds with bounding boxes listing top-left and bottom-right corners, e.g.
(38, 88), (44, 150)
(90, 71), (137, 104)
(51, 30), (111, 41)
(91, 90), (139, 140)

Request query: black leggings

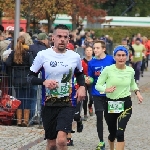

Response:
(93, 96), (106, 142)
(104, 96), (132, 142)
(96, 111), (104, 142)
(74, 101), (82, 122)
(83, 84), (93, 115)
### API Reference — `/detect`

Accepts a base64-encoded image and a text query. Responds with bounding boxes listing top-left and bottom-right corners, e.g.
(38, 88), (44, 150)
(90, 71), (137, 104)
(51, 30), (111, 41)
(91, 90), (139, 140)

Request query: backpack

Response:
(0, 94), (21, 125)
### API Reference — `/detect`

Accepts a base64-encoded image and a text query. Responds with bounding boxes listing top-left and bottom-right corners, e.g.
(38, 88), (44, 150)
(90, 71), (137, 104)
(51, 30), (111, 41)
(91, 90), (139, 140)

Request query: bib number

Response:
(51, 83), (70, 96)
(108, 101), (124, 113)
(135, 52), (140, 58)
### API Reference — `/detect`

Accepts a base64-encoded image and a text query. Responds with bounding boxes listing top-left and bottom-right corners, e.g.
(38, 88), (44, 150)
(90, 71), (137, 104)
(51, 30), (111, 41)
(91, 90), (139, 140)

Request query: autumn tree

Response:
(21, 0), (41, 32)
(34, 0), (72, 32)
(0, 0), (15, 23)
(68, 0), (108, 30)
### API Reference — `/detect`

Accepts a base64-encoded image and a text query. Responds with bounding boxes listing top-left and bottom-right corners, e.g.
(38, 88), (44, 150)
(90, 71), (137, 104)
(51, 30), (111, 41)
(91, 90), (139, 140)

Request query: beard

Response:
(58, 47), (66, 51)
(58, 44), (66, 52)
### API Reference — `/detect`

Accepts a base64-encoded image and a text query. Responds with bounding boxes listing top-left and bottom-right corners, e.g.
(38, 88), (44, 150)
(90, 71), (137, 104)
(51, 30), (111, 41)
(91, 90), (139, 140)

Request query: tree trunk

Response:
(46, 11), (54, 33)
(0, 11), (2, 24)
(26, 0), (32, 32)
(72, 11), (77, 30)
(47, 17), (52, 33)
(26, 15), (31, 32)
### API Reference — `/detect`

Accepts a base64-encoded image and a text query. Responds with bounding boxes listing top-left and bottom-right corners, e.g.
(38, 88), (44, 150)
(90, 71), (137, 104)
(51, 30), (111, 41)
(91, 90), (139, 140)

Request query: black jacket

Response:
(5, 51), (33, 87)
(29, 41), (47, 58)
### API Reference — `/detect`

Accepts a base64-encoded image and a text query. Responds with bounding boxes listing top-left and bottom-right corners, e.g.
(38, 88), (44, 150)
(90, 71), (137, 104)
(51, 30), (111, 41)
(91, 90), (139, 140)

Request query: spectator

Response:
(5, 36), (34, 127)
(48, 33), (53, 47)
(0, 31), (4, 41)
(0, 25), (4, 32)
(21, 33), (33, 46)
(29, 33), (49, 58)
(36, 24), (45, 34)
(0, 36), (11, 60)
(2, 40), (14, 62)
(84, 37), (94, 47)
(74, 35), (82, 48)
(20, 27), (24, 32)
(5, 30), (14, 41)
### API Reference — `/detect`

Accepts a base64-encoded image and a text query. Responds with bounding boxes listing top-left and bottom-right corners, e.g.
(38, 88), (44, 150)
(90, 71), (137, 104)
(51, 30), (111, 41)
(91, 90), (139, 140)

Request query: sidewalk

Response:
(0, 67), (150, 150)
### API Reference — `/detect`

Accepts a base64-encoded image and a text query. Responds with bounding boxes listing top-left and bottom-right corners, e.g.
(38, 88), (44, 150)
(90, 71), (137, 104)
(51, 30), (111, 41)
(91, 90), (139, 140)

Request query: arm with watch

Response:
(131, 74), (143, 104)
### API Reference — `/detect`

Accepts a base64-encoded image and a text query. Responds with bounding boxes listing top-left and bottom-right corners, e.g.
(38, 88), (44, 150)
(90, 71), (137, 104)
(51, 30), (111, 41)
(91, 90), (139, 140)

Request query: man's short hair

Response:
(94, 40), (106, 49)
(54, 24), (69, 31)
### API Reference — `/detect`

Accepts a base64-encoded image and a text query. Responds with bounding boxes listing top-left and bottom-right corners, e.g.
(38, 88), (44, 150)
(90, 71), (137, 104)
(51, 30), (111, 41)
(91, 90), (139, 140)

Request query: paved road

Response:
(0, 68), (150, 150)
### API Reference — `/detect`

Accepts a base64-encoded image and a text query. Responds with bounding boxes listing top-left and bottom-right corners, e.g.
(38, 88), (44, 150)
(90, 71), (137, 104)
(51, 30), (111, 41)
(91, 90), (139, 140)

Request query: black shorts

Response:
(93, 96), (106, 112)
(42, 106), (76, 140)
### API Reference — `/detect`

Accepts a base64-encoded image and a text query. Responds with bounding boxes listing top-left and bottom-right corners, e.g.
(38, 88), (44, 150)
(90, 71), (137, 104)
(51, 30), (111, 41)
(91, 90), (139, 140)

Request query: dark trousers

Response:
(141, 58), (146, 73)
(132, 61), (141, 81)
(93, 96), (106, 142)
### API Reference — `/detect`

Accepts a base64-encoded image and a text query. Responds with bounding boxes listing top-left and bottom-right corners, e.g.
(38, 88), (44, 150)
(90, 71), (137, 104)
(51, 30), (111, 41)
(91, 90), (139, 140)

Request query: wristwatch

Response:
(134, 90), (140, 95)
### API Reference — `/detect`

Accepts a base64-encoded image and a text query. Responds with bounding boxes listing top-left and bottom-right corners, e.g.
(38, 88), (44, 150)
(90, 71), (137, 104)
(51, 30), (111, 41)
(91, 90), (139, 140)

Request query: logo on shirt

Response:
(94, 66), (104, 76)
(50, 61), (57, 67)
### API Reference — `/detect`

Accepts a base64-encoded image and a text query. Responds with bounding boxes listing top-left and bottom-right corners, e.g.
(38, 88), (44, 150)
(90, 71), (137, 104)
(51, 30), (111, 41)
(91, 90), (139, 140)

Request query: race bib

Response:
(135, 52), (140, 58)
(108, 101), (124, 113)
(51, 82), (70, 97)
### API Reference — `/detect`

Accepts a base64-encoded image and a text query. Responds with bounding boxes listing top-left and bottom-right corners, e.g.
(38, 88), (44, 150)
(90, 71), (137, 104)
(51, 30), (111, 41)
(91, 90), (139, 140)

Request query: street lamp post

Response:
(14, 0), (21, 46)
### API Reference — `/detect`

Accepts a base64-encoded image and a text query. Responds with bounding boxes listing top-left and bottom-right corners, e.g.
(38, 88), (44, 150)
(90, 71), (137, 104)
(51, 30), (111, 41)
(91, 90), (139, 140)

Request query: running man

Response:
(27, 24), (85, 150)
(132, 38), (146, 84)
(96, 45), (143, 150)
(86, 40), (115, 150)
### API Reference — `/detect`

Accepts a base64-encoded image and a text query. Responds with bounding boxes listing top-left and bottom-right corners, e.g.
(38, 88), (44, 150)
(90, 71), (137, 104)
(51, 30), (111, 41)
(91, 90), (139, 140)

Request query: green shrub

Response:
(93, 27), (150, 43)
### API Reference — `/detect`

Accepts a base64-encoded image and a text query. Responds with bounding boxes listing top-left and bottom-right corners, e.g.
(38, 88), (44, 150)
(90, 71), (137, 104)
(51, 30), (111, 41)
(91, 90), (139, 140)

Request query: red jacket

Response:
(82, 58), (89, 76)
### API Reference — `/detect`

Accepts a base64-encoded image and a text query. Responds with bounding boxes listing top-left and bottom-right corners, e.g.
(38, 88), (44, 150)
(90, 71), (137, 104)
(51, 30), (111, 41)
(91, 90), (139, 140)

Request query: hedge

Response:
(93, 27), (150, 43)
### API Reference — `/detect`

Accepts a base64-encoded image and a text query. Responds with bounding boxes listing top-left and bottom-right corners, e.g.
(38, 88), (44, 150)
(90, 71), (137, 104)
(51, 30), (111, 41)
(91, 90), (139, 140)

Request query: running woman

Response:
(27, 24), (86, 150)
(82, 46), (93, 120)
(96, 45), (143, 150)
(86, 40), (115, 150)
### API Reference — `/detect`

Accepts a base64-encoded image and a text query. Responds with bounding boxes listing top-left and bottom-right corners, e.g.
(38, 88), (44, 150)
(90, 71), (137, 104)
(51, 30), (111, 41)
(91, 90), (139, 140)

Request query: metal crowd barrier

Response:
(0, 66), (42, 127)
(75, 47), (85, 59)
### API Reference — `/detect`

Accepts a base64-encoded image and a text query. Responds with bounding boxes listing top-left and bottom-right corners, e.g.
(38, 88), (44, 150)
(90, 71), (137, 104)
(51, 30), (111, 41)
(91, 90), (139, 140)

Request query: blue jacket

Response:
(29, 41), (47, 58)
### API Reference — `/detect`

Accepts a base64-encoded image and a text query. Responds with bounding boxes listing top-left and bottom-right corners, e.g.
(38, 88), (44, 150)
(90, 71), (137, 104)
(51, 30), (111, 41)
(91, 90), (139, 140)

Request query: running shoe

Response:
(95, 141), (105, 150)
(71, 130), (75, 133)
(136, 80), (139, 84)
(141, 73), (143, 77)
(67, 138), (74, 146)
